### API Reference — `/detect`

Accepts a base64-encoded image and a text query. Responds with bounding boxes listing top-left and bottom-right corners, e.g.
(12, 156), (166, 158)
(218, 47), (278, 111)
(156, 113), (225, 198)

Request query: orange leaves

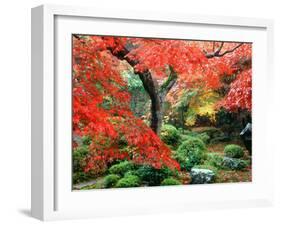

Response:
(218, 69), (252, 111)
(72, 35), (252, 173)
(126, 39), (208, 77)
(72, 35), (180, 172)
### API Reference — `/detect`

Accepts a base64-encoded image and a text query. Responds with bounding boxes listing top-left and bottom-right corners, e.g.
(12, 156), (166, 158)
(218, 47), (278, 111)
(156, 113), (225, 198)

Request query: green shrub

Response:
(73, 145), (91, 184)
(160, 124), (180, 146)
(108, 161), (134, 176)
(116, 175), (140, 188)
(198, 132), (210, 144)
(205, 153), (224, 169)
(180, 134), (193, 142)
(196, 127), (224, 138)
(176, 137), (207, 171)
(81, 136), (92, 145)
(181, 132), (210, 145)
(161, 178), (181, 186)
(73, 172), (91, 184)
(224, 144), (244, 158)
(135, 165), (174, 186)
(124, 170), (138, 177)
(103, 174), (120, 188)
(73, 145), (89, 172)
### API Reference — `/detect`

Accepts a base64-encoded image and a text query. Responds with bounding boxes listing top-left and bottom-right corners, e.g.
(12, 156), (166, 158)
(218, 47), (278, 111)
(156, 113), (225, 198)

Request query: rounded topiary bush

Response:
(135, 165), (173, 186)
(176, 137), (207, 171)
(224, 144), (244, 158)
(108, 161), (134, 176)
(160, 124), (180, 146)
(103, 174), (120, 188)
(115, 175), (140, 188)
(161, 178), (181, 186)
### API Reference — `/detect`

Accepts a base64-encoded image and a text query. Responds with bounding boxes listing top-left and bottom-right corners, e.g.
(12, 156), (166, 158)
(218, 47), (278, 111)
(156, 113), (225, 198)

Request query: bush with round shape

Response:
(206, 153), (224, 169)
(160, 124), (180, 146)
(176, 137), (207, 171)
(108, 161), (134, 176)
(224, 144), (244, 158)
(103, 174), (120, 188)
(115, 175), (140, 188)
(161, 178), (181, 186)
(135, 165), (174, 186)
(123, 170), (138, 177)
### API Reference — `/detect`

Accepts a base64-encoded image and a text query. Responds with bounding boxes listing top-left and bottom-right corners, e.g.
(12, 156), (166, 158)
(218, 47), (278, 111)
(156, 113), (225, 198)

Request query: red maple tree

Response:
(72, 35), (252, 172)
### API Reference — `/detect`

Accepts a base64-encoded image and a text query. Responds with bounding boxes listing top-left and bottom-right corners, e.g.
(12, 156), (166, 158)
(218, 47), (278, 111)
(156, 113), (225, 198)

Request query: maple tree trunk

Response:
(138, 67), (177, 135)
(108, 47), (177, 135)
(149, 90), (164, 135)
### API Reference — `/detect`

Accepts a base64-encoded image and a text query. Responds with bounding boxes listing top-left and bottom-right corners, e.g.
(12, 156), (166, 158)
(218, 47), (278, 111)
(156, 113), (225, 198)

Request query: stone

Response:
(222, 157), (247, 170)
(190, 168), (215, 184)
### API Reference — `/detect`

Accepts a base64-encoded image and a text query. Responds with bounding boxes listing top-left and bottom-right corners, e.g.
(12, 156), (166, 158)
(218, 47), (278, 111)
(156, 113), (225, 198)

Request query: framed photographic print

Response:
(31, 4), (274, 221)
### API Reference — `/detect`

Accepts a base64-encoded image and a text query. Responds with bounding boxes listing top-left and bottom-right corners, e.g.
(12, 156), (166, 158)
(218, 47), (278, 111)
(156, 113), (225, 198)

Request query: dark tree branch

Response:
(159, 66), (178, 99)
(107, 44), (178, 135)
(73, 34), (81, 40)
(205, 42), (243, 58)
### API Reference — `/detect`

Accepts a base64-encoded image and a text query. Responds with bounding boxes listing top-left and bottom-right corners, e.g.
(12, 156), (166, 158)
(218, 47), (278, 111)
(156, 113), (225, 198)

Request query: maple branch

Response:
(205, 42), (243, 58)
(159, 66), (178, 98)
(73, 34), (81, 40)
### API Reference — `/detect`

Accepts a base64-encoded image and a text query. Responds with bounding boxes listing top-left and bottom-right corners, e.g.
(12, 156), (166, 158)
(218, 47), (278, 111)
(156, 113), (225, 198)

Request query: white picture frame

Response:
(31, 4), (274, 221)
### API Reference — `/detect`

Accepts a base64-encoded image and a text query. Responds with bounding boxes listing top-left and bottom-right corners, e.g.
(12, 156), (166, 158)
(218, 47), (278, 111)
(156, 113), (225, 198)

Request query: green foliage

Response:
(160, 68), (177, 92)
(198, 132), (210, 144)
(124, 170), (138, 177)
(224, 144), (244, 158)
(81, 136), (92, 145)
(116, 175), (141, 188)
(180, 132), (210, 145)
(73, 145), (89, 172)
(136, 165), (175, 186)
(175, 90), (197, 111)
(161, 178), (181, 186)
(73, 144), (91, 184)
(176, 137), (207, 171)
(180, 134), (192, 142)
(160, 124), (180, 146)
(205, 153), (224, 169)
(108, 161), (134, 176)
(122, 70), (150, 117)
(73, 172), (91, 184)
(103, 174), (120, 188)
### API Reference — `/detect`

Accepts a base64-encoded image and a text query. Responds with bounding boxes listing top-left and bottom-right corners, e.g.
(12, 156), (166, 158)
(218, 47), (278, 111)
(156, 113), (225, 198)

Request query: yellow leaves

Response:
(184, 89), (220, 126)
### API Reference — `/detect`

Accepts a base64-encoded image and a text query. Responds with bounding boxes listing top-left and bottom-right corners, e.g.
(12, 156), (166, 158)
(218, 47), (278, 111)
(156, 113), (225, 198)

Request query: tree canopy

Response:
(72, 35), (252, 173)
